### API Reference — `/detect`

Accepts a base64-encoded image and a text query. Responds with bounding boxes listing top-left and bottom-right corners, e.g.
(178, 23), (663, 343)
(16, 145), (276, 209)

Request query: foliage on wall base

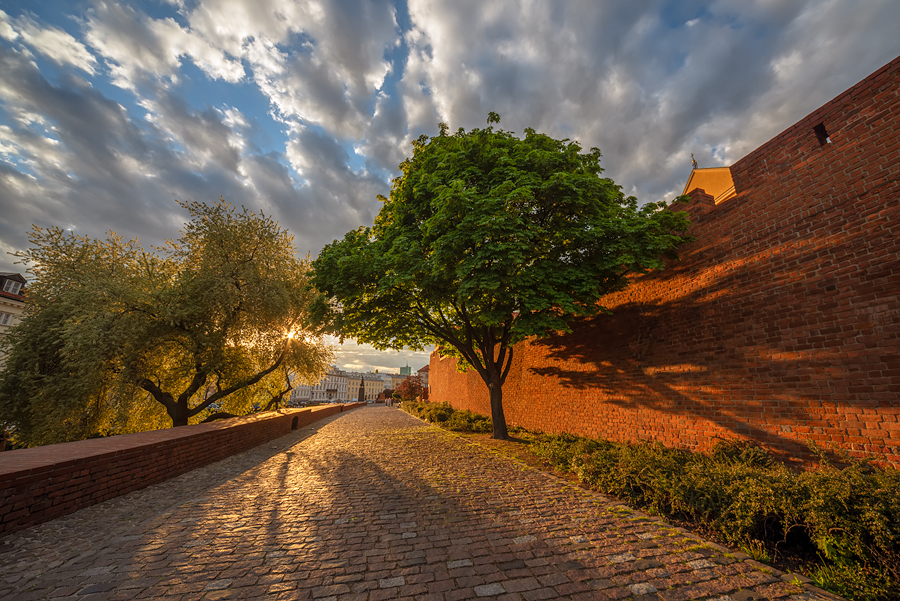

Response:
(400, 400), (491, 433)
(400, 401), (900, 601)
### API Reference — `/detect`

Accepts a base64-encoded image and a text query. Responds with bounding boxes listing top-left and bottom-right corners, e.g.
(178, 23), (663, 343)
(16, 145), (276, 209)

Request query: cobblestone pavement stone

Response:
(0, 408), (835, 601)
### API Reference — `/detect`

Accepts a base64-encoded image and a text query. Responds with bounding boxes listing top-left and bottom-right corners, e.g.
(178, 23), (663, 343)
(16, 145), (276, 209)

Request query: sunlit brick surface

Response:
(431, 57), (900, 467)
(0, 405), (364, 536)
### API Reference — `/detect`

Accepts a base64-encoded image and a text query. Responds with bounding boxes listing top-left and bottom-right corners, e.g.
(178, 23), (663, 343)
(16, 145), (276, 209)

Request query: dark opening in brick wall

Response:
(813, 122), (831, 146)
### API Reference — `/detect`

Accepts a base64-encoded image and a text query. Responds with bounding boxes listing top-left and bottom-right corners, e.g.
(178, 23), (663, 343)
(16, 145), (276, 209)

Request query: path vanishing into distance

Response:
(0, 408), (836, 601)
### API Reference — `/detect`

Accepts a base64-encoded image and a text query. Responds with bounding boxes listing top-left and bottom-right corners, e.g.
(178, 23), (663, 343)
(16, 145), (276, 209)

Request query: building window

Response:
(2, 280), (21, 295)
(0, 312), (12, 325)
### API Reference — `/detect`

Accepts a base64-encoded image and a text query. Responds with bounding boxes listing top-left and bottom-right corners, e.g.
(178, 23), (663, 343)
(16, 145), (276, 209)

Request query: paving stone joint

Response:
(0, 408), (844, 600)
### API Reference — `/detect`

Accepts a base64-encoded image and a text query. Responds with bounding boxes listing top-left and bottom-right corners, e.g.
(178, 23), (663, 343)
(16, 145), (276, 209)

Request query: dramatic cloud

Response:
(84, 2), (244, 89)
(398, 0), (900, 201)
(1, 0), (898, 370)
(0, 9), (97, 74)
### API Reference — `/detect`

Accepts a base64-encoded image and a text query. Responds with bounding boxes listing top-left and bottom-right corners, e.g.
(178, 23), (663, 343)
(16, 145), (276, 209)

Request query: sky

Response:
(1, 0), (899, 372)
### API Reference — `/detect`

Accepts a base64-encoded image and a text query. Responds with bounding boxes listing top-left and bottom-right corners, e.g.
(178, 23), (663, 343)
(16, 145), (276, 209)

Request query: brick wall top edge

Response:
(732, 55), (900, 177)
(0, 407), (312, 477)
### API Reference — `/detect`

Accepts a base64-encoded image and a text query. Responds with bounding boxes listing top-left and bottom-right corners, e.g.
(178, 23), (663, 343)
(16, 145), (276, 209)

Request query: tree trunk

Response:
(170, 402), (190, 427)
(139, 379), (190, 427)
(487, 375), (509, 440)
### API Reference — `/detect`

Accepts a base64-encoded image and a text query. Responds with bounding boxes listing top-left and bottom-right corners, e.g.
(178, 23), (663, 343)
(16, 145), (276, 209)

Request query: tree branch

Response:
(388, 286), (489, 376)
(188, 342), (290, 417)
(262, 371), (293, 411)
(457, 304), (485, 371)
(176, 362), (209, 408)
(500, 345), (514, 385)
(139, 378), (175, 412)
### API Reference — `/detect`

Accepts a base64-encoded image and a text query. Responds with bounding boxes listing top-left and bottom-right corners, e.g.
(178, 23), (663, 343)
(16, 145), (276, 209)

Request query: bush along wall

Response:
(400, 401), (900, 601)
(400, 400), (492, 433)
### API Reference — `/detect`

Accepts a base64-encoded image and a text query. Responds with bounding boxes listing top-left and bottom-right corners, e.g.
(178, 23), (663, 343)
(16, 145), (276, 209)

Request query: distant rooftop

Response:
(682, 166), (736, 204)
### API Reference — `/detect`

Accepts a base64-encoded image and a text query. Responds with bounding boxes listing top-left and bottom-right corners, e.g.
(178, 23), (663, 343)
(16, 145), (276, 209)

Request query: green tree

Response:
(0, 199), (332, 446)
(312, 115), (691, 439)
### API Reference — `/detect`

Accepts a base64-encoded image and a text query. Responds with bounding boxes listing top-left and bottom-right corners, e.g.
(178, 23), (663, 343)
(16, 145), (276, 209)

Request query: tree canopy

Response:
(0, 199), (332, 446)
(312, 115), (692, 439)
(394, 374), (427, 402)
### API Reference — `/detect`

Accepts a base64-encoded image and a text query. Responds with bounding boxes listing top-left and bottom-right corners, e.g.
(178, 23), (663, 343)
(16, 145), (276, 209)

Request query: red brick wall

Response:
(0, 404), (364, 536)
(431, 56), (900, 467)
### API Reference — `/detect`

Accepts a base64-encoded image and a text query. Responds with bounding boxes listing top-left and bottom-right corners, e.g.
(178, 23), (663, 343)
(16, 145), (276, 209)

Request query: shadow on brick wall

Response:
(525, 210), (899, 466)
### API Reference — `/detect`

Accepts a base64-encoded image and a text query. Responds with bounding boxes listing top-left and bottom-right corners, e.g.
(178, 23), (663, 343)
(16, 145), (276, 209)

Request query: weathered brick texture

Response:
(0, 404), (364, 535)
(431, 57), (900, 467)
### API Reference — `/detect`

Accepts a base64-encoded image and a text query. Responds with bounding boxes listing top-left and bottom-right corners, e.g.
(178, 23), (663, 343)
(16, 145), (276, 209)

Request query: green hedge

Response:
(400, 401), (491, 433)
(530, 433), (899, 601)
(397, 402), (899, 600)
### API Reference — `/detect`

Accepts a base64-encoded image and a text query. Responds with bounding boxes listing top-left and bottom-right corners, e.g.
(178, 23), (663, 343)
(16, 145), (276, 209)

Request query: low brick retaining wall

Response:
(0, 403), (365, 536)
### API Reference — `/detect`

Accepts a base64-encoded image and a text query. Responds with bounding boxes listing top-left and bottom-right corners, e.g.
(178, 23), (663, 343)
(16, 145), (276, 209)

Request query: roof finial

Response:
(691, 153), (698, 170)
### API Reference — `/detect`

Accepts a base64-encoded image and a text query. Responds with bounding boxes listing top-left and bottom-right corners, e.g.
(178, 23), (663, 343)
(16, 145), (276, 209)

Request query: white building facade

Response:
(290, 368), (417, 404)
(290, 381), (313, 404)
(290, 367), (350, 403)
(0, 273), (27, 367)
(313, 369), (349, 403)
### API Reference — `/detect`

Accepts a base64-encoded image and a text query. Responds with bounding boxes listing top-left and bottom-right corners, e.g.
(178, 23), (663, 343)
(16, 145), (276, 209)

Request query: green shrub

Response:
(399, 405), (900, 600)
(796, 458), (900, 584)
(399, 401), (492, 433)
(399, 401), (484, 431)
(528, 432), (900, 601)
(811, 563), (895, 601)
(710, 438), (775, 468)
(446, 410), (492, 433)
(420, 402), (455, 424)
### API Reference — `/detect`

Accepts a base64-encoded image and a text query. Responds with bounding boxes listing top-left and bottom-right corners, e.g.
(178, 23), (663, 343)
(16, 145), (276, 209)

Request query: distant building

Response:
(0, 273), (27, 367)
(289, 379), (312, 404)
(387, 373), (407, 389)
(680, 166), (736, 205)
(289, 366), (349, 403)
(417, 365), (429, 388)
(290, 368), (389, 404)
(400, 365), (411, 376)
(342, 372), (385, 401)
(363, 374), (384, 401)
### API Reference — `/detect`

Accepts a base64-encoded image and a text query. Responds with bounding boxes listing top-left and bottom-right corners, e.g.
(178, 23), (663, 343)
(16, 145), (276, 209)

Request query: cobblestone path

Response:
(0, 408), (832, 601)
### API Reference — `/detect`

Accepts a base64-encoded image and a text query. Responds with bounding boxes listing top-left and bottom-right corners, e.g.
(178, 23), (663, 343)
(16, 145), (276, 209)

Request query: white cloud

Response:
(0, 10), (96, 73)
(81, 0), (402, 140)
(2, 0), (900, 281)
(326, 336), (432, 373)
(179, 0), (399, 137)
(0, 11), (19, 42)
(84, 2), (243, 90)
(138, 94), (243, 173)
(398, 0), (900, 204)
